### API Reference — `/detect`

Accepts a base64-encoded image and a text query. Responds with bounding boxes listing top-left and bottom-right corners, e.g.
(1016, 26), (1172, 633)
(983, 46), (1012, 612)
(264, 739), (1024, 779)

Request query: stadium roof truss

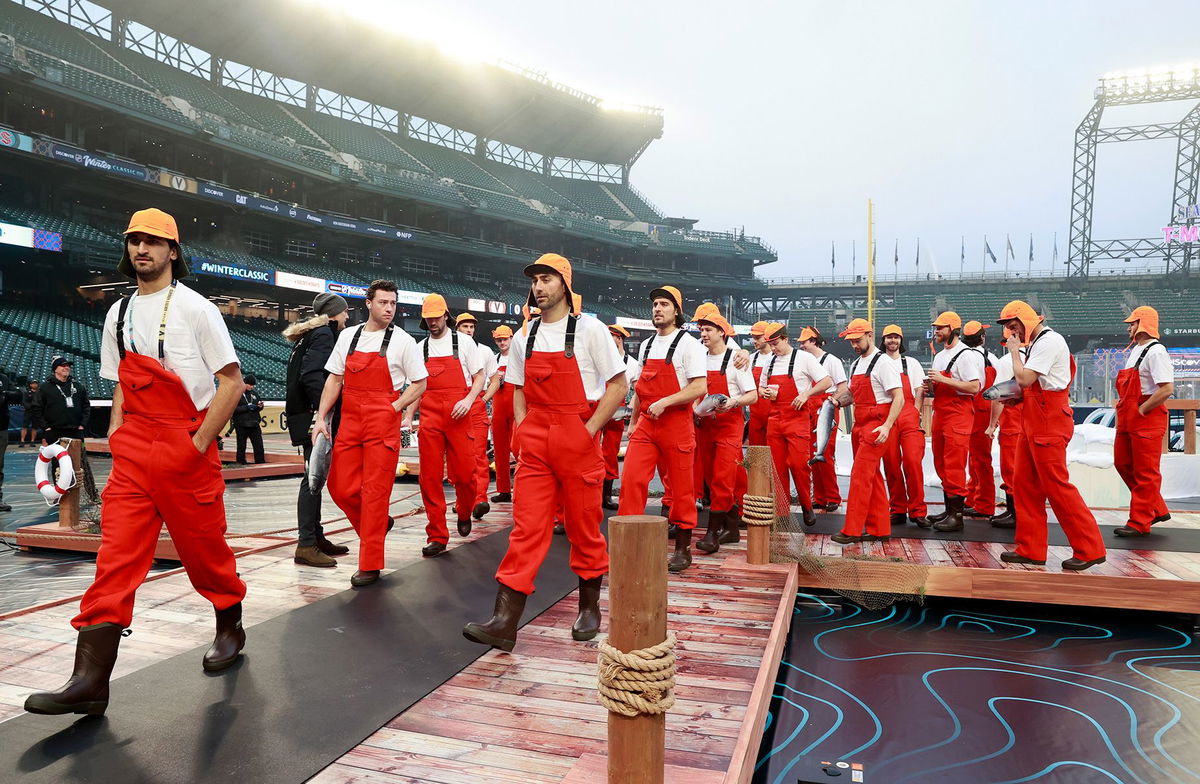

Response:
(1069, 68), (1200, 282)
(740, 291), (888, 321)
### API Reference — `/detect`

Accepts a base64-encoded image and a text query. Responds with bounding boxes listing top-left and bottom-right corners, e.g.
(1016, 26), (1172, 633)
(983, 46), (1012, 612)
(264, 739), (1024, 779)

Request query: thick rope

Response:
(741, 494), (775, 526)
(597, 632), (678, 717)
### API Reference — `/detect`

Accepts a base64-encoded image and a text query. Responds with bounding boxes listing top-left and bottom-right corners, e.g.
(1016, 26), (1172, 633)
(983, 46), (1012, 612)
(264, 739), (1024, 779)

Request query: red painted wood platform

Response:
(11, 522), (273, 561)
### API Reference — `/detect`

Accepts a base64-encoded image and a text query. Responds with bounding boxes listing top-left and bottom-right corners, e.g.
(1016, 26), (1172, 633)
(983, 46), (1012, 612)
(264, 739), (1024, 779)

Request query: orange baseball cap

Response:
(119, 207), (188, 279)
(697, 313), (735, 337)
(882, 324), (903, 338)
(932, 311), (962, 331)
(456, 312), (478, 325)
(650, 285), (684, 314)
(763, 322), (786, 340)
(524, 253), (578, 315)
(796, 326), (821, 343)
(491, 325), (513, 339)
(963, 320), (990, 336)
(996, 300), (1043, 345)
(608, 324), (631, 338)
(692, 301), (721, 322)
(839, 318), (873, 339)
(1124, 306), (1160, 338)
(749, 320), (770, 337)
(421, 293), (449, 319)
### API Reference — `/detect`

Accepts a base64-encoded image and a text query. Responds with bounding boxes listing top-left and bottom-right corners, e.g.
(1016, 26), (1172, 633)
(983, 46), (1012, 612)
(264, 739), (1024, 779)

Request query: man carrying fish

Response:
(693, 308), (758, 554)
(487, 325), (515, 504)
(833, 319), (904, 544)
(879, 325), (928, 526)
(600, 324), (639, 510)
(797, 327), (847, 511)
(463, 254), (626, 651)
(983, 328), (1023, 529)
(1113, 306), (1173, 538)
(315, 280), (428, 587)
(618, 285), (708, 572)
(924, 312), (984, 533)
(961, 320), (999, 520)
(760, 323), (831, 525)
(996, 301), (1106, 570)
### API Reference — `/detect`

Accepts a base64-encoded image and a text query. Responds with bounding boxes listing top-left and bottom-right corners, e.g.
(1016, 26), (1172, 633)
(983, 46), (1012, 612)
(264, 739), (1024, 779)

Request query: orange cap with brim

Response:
(750, 320), (769, 337)
(996, 300), (1043, 346)
(456, 312), (478, 325)
(692, 302), (721, 322)
(796, 326), (821, 343)
(963, 320), (990, 336)
(839, 318), (873, 340)
(764, 322), (786, 341)
(608, 324), (631, 338)
(1124, 306), (1160, 339)
(119, 207), (188, 279)
(491, 325), (513, 339)
(524, 253), (579, 315)
(421, 293), (449, 319)
(932, 311), (962, 331)
(882, 324), (903, 338)
(650, 285), (684, 315)
(697, 314), (735, 338)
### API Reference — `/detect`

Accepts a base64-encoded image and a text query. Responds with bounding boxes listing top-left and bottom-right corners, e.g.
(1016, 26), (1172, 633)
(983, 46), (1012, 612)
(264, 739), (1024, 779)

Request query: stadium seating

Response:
(473, 159), (582, 211)
(400, 138), (514, 193)
(605, 182), (663, 223)
(547, 178), (631, 221)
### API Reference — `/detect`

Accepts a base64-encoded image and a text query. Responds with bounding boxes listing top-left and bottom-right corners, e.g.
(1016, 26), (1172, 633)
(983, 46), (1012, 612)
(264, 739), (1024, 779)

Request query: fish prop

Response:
(982, 379), (1023, 402)
(808, 398), (838, 465)
(695, 393), (730, 417)
(307, 424), (333, 494)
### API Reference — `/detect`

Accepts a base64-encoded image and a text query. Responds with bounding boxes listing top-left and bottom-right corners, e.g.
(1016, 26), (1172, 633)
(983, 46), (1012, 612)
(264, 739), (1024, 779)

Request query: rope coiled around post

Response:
(741, 494), (775, 526)
(597, 632), (677, 717)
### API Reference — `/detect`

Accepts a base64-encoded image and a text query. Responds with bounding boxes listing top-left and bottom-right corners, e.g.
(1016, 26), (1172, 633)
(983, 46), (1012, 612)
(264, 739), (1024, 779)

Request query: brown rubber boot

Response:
(463, 583), (528, 652)
(719, 511), (741, 545)
(294, 545), (337, 568)
(24, 623), (124, 716)
(695, 510), (725, 554)
(668, 528), (693, 572)
(203, 602), (246, 672)
(571, 576), (603, 641)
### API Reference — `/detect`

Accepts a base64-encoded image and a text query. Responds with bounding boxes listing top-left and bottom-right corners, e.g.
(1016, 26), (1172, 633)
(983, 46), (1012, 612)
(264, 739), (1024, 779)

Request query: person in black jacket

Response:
(284, 292), (351, 567)
(0, 369), (21, 512)
(232, 374), (266, 464)
(20, 380), (40, 446)
(32, 357), (90, 444)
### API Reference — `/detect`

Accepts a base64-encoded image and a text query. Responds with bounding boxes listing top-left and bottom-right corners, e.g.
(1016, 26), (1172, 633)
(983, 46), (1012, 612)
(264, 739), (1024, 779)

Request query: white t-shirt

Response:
(1125, 341), (1173, 395)
(325, 324), (427, 391)
(622, 354), (640, 386)
(417, 331), (483, 386)
(994, 351), (1016, 385)
(850, 349), (903, 405)
(931, 342), (985, 397)
(761, 348), (830, 395)
(474, 341), (498, 381)
(506, 314), (626, 401)
(636, 328), (707, 390)
(752, 350), (774, 372)
(697, 349), (756, 408)
(494, 351), (510, 382)
(892, 355), (924, 395)
(1022, 329), (1072, 392)
(100, 282), (239, 411)
(816, 351), (848, 387)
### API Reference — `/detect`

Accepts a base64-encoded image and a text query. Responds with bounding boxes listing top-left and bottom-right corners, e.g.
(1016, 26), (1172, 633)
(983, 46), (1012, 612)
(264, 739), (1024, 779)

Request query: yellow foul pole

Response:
(867, 199), (875, 327)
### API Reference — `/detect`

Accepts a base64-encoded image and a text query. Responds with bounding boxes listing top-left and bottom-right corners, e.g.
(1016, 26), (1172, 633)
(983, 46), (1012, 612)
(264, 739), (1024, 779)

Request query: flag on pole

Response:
(961, 236), (966, 267)
(831, 241), (835, 272)
(893, 238), (899, 268)
(984, 236), (997, 264)
(915, 238), (921, 271)
(1028, 233), (1034, 264)
(1005, 235), (1015, 264)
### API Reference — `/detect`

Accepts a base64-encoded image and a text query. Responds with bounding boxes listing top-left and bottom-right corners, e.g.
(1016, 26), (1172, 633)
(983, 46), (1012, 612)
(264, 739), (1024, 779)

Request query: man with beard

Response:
(833, 319), (904, 544)
(879, 325), (928, 526)
(797, 327), (847, 511)
(487, 325), (516, 503)
(924, 312), (984, 533)
(315, 280), (427, 586)
(600, 324), (639, 510)
(463, 254), (625, 651)
(455, 312), (498, 520)
(26, 209), (248, 716)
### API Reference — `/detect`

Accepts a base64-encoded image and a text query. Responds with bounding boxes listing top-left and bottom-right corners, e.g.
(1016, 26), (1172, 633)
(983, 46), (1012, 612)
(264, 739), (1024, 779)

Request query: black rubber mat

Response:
(0, 520), (591, 784)
(791, 510), (1200, 552)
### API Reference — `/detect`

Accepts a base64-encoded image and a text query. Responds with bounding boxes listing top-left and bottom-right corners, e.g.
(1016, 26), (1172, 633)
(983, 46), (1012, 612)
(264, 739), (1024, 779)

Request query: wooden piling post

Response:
(56, 439), (81, 528)
(746, 448), (771, 565)
(607, 513), (668, 784)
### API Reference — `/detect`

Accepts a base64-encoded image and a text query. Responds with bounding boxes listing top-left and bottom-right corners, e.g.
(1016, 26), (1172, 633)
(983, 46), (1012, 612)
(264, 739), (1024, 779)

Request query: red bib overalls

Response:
(1113, 341), (1169, 533)
(327, 325), (400, 572)
(492, 355), (516, 494)
(882, 360), (927, 517)
(748, 357), (771, 446)
(418, 333), (476, 543)
(618, 331), (698, 530)
(810, 352), (842, 506)
(932, 347), (975, 498)
(74, 290), (245, 629)
(1011, 331), (1105, 562)
(601, 358), (633, 482)
(693, 351), (743, 512)
(998, 379), (1023, 495)
(967, 352), (998, 515)
(496, 316), (608, 594)
(765, 350), (814, 515)
(842, 353), (895, 537)
(469, 365), (491, 506)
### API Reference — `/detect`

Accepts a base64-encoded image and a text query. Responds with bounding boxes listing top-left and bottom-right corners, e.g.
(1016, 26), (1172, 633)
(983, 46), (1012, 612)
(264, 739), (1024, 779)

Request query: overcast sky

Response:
(368, 0), (1197, 279)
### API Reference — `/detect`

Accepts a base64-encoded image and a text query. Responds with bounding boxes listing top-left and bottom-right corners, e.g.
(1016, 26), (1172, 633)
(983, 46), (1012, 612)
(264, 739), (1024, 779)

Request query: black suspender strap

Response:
(525, 317), (542, 360)
(944, 348), (963, 373)
(452, 330), (459, 359)
(378, 324), (394, 357)
(1133, 340), (1160, 369)
(115, 295), (131, 361)
(641, 334), (654, 363)
(664, 330), (685, 364)
(719, 349), (732, 374)
(422, 329), (459, 361)
(348, 324), (365, 354)
(1022, 327), (1052, 360)
(787, 349), (797, 377)
(565, 314), (577, 359)
(766, 354), (777, 377)
(865, 352), (883, 377)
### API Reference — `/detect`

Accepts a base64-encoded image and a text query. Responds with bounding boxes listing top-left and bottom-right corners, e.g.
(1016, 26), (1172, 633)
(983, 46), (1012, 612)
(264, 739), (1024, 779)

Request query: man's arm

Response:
(452, 369), (485, 419)
(393, 379), (427, 414)
(108, 384), (124, 436)
(312, 372), (344, 439)
(483, 372), (502, 404)
(792, 376), (832, 410)
(627, 392), (640, 431)
(985, 400), (1003, 438)
(926, 370), (981, 395)
(1141, 381), (1174, 415)
(193, 363), (245, 452)
(585, 373), (629, 436)
(513, 387), (527, 428)
(872, 388), (904, 445)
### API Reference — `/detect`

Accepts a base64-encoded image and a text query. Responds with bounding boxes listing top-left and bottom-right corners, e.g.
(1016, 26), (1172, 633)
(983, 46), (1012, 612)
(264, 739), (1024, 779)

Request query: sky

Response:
(337, 0), (1199, 280)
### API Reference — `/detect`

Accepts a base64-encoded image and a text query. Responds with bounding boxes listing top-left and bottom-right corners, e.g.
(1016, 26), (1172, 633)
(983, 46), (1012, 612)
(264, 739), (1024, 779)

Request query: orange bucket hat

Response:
(421, 293), (449, 320)
(763, 322), (786, 341)
(119, 208), (188, 279)
(996, 300), (1043, 345)
(750, 320), (769, 337)
(524, 253), (578, 315)
(796, 326), (821, 343)
(1124, 306), (1160, 339)
(963, 320), (990, 336)
(491, 325), (513, 339)
(456, 312), (478, 325)
(932, 311), (962, 331)
(839, 318), (872, 340)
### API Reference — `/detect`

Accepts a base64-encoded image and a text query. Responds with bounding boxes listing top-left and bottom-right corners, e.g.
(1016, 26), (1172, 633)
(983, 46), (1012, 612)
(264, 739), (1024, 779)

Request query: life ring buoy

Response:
(35, 443), (76, 505)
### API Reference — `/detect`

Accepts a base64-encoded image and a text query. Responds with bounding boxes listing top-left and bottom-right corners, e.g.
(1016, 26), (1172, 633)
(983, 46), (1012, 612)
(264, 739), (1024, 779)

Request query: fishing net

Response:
(76, 445), (102, 530)
(747, 444), (929, 610)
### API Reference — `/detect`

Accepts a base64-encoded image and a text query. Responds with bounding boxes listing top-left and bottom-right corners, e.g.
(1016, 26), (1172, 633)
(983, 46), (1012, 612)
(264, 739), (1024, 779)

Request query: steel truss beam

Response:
(1067, 98), (1104, 283)
(1168, 103), (1200, 277)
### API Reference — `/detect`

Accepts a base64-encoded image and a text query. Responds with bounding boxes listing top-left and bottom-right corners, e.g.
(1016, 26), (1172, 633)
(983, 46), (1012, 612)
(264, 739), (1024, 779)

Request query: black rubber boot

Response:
(718, 510), (741, 545)
(695, 510), (725, 554)
(802, 507), (816, 526)
(472, 501), (490, 520)
(553, 522), (565, 535)
(927, 491), (953, 524)
(932, 496), (965, 533)
(490, 492), (512, 502)
(202, 602), (246, 672)
(990, 492), (1017, 528)
(668, 528), (693, 572)
(571, 576), (603, 641)
(463, 583), (528, 652)
(601, 479), (618, 510)
(890, 512), (907, 527)
(24, 623), (124, 715)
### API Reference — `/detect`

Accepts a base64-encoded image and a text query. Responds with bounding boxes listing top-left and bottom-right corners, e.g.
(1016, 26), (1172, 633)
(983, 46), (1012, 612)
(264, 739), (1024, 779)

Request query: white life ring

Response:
(35, 443), (76, 505)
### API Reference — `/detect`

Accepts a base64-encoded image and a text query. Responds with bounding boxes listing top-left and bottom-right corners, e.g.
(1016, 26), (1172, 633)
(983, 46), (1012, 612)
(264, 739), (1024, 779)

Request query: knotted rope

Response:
(741, 493), (775, 526)
(597, 632), (678, 717)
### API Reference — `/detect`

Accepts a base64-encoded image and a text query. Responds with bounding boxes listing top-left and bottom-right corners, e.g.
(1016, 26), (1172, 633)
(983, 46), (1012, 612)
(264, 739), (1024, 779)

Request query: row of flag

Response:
(829, 234), (1060, 274)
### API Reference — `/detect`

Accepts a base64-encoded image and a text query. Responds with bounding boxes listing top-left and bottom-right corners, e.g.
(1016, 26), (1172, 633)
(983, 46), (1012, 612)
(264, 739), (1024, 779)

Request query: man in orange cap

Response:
(833, 319), (904, 544)
(487, 324), (516, 502)
(997, 300), (1106, 570)
(600, 324), (639, 510)
(415, 293), (486, 557)
(960, 320), (1000, 519)
(924, 311), (984, 532)
(747, 321), (773, 446)
(27, 209), (250, 716)
(985, 326), (1024, 529)
(1114, 306), (1174, 537)
(693, 309), (758, 553)
(879, 324), (928, 525)
(797, 326), (847, 511)
(619, 285), (708, 571)
(760, 323), (831, 524)
(464, 253), (626, 651)
(456, 312), (498, 519)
